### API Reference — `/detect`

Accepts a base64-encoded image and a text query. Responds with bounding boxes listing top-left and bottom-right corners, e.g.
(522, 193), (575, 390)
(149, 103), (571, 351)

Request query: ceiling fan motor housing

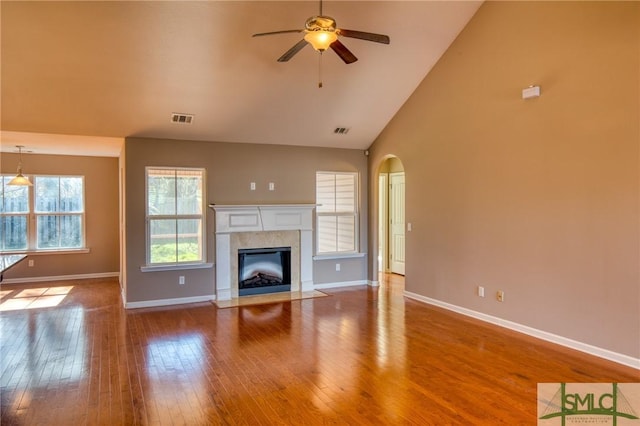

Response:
(305, 16), (337, 32)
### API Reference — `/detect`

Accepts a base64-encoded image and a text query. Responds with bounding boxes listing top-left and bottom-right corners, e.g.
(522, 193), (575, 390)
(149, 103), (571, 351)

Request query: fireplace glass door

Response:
(238, 247), (291, 296)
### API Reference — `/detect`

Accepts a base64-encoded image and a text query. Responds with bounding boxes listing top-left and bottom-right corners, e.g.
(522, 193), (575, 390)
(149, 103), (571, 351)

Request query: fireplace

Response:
(238, 247), (291, 296)
(211, 204), (316, 301)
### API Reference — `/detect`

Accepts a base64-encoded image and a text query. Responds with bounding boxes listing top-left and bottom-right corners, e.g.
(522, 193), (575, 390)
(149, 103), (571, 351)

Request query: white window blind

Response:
(316, 172), (358, 254)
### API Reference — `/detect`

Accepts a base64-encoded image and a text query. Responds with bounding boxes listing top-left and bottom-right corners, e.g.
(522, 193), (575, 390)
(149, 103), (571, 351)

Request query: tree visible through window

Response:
(35, 176), (84, 249)
(0, 175), (84, 251)
(146, 167), (205, 265)
(1, 177), (29, 251)
(316, 172), (358, 254)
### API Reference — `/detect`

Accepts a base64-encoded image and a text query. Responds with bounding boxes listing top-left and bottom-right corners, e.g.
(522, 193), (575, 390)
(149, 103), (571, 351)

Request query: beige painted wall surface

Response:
(1, 153), (119, 278)
(125, 137), (368, 303)
(368, 1), (639, 359)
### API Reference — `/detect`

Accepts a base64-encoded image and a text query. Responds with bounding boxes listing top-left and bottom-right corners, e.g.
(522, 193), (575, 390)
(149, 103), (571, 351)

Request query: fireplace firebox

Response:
(238, 247), (291, 296)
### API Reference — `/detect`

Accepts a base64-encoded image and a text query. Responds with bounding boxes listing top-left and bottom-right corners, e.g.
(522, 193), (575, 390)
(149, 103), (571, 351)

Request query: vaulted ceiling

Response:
(1, 1), (482, 157)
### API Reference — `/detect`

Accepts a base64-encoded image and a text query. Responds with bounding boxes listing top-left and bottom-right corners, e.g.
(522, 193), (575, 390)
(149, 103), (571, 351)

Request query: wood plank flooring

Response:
(1, 274), (637, 425)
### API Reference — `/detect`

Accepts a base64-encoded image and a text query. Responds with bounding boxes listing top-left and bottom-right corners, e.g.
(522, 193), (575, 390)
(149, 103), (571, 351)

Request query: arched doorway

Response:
(378, 157), (405, 275)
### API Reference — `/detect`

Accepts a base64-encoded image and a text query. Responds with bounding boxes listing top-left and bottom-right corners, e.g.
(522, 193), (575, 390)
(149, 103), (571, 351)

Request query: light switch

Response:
(522, 85), (541, 99)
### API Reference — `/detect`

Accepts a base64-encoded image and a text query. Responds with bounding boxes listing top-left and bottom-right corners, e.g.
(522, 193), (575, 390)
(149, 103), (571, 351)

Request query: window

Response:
(316, 172), (358, 254)
(1, 177), (29, 251)
(1, 175), (85, 252)
(146, 167), (205, 265)
(35, 176), (84, 249)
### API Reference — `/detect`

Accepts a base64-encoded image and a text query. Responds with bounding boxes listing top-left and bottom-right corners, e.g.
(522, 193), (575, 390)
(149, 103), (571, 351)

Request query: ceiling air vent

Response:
(334, 127), (350, 135)
(171, 113), (194, 124)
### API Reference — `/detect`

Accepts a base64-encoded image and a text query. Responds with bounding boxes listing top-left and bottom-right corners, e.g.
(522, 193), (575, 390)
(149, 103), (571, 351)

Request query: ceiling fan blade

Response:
(330, 39), (358, 64)
(252, 29), (302, 37)
(337, 29), (390, 44)
(277, 39), (308, 62)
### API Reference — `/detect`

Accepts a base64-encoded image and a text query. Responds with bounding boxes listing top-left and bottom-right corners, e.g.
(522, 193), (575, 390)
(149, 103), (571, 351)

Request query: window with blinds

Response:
(316, 172), (358, 254)
(146, 167), (205, 265)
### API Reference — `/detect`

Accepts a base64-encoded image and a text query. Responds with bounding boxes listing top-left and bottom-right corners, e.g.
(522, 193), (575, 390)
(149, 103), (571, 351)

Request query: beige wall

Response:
(1, 152), (119, 279)
(124, 137), (368, 304)
(368, 1), (639, 358)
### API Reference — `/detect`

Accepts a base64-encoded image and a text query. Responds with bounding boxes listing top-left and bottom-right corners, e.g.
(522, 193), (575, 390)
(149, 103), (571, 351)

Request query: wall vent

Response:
(334, 127), (350, 135)
(171, 113), (194, 124)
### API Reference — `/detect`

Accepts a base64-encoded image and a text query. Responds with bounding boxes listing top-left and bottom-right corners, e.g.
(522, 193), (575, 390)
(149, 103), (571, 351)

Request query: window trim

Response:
(144, 166), (206, 267)
(315, 171), (359, 255)
(140, 262), (213, 273)
(34, 175), (86, 250)
(312, 252), (366, 261)
(1, 174), (86, 253)
(3, 248), (91, 256)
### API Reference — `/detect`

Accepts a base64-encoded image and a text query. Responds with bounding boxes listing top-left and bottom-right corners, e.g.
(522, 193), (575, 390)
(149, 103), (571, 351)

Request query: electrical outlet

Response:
(179, 276), (185, 285)
(28, 259), (34, 267)
(336, 263), (341, 272)
(477, 286), (484, 297)
(250, 182), (256, 191)
(497, 290), (504, 302)
(268, 182), (275, 191)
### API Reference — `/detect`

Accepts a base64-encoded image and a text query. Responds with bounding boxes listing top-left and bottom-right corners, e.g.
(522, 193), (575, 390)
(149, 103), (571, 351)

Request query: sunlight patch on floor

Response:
(0, 286), (73, 311)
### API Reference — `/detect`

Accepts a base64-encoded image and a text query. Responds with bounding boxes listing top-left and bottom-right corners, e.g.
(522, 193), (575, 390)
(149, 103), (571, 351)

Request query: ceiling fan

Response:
(252, 0), (390, 65)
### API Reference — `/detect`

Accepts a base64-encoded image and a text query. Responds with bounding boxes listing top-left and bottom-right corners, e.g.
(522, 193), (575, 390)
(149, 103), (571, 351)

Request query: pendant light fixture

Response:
(8, 145), (33, 186)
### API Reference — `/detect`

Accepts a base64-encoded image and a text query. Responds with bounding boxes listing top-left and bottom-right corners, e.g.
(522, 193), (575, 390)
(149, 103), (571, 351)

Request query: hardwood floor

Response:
(1, 274), (637, 425)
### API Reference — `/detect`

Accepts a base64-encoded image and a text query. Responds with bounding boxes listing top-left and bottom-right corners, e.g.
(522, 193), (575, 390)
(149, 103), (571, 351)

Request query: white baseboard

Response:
(404, 291), (640, 371)
(369, 280), (380, 287)
(1, 271), (119, 284)
(314, 280), (368, 290)
(126, 295), (215, 309)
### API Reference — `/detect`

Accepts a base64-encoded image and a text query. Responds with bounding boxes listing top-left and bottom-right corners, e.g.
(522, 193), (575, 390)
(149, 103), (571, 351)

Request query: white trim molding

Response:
(405, 291), (640, 371)
(126, 294), (215, 309)
(314, 280), (368, 290)
(1, 271), (119, 284)
(140, 262), (213, 273)
(313, 252), (366, 261)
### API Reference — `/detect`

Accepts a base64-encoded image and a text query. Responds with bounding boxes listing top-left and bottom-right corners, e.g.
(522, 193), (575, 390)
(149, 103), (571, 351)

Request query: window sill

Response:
(140, 262), (214, 273)
(0, 248), (91, 256)
(313, 252), (366, 261)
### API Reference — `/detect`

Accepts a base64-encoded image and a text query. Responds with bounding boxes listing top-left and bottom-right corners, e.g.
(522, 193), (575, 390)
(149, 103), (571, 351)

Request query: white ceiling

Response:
(1, 1), (482, 157)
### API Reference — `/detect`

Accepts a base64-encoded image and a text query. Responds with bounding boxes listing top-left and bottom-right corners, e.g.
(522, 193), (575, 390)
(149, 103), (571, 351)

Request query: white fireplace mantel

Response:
(210, 204), (316, 301)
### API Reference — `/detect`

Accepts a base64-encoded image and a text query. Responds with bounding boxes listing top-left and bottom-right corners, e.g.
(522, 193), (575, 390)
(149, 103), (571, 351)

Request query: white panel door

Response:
(378, 174), (388, 272)
(389, 173), (405, 275)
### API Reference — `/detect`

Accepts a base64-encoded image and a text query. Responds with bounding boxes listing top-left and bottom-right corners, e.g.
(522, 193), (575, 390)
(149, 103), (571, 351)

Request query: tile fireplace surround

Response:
(210, 204), (316, 301)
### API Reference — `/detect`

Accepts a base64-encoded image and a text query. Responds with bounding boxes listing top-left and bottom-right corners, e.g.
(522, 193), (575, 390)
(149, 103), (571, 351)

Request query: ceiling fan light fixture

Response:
(304, 30), (337, 52)
(253, 4), (389, 65)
